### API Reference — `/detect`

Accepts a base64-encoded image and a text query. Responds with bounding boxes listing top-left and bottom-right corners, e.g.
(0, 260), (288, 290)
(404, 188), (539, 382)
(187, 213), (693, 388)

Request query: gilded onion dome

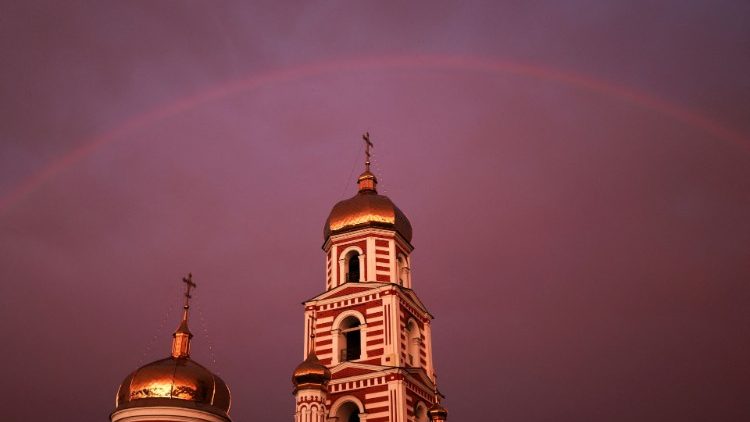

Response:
(115, 356), (232, 417)
(113, 274), (231, 420)
(324, 169), (412, 242)
(292, 351), (331, 391)
(427, 402), (449, 421)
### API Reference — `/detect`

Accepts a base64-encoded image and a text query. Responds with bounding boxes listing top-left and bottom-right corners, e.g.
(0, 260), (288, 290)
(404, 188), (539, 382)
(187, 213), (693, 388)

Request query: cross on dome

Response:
(357, 132), (378, 193)
(182, 272), (196, 310)
(172, 273), (196, 358)
(362, 131), (374, 172)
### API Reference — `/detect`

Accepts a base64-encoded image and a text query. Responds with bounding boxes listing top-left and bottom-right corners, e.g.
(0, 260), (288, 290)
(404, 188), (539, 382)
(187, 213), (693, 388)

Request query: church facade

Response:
(110, 135), (449, 422)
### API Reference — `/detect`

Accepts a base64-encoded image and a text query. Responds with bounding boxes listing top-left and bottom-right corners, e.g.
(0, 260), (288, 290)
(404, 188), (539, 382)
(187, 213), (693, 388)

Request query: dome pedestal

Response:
(111, 406), (230, 422)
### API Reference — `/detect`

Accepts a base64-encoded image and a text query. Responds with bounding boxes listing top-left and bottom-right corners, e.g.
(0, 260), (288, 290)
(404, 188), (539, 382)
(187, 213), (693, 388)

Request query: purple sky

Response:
(1, 2), (749, 421)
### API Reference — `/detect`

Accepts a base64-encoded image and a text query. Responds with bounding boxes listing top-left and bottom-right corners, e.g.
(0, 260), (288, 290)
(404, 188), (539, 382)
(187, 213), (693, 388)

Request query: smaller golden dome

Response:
(292, 352), (331, 390)
(427, 402), (448, 421)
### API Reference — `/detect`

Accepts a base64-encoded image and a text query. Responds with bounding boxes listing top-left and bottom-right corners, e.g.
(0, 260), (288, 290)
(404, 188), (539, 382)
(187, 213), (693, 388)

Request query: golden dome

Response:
(427, 402), (448, 421)
(292, 352), (331, 390)
(324, 170), (412, 242)
(114, 274), (230, 419)
(115, 356), (231, 417)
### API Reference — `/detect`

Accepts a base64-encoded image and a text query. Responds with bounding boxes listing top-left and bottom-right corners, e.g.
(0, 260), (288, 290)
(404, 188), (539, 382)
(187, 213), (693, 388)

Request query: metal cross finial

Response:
(182, 273), (196, 309)
(362, 132), (374, 171)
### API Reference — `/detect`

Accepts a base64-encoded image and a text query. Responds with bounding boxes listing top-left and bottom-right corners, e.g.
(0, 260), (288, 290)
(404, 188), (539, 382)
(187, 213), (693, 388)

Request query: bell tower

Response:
(292, 134), (448, 422)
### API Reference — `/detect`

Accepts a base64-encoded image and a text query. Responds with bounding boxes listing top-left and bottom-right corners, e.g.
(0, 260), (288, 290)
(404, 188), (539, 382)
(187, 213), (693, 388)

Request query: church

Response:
(109, 135), (449, 422)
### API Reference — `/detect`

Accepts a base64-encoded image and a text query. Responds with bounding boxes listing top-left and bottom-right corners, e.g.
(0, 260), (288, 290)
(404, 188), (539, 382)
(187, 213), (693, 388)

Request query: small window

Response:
(397, 255), (408, 285)
(339, 316), (362, 361)
(345, 330), (361, 361)
(347, 252), (360, 282)
(406, 320), (420, 367)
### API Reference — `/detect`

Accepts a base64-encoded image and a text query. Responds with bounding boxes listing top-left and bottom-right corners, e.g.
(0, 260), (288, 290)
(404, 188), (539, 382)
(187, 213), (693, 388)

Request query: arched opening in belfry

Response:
(336, 401), (361, 422)
(339, 316), (362, 361)
(415, 402), (429, 422)
(346, 251), (360, 282)
(397, 254), (408, 286)
(406, 319), (421, 367)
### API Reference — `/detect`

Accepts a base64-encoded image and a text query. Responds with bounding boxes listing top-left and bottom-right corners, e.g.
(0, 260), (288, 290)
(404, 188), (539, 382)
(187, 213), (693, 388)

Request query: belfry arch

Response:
(338, 245), (364, 284)
(331, 310), (366, 364)
(406, 318), (421, 367)
(415, 402), (429, 422)
(330, 396), (365, 422)
(397, 253), (410, 287)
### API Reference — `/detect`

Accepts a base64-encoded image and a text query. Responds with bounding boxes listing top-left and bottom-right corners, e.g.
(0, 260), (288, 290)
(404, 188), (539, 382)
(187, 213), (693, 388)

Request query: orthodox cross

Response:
(182, 273), (196, 309)
(362, 132), (374, 171)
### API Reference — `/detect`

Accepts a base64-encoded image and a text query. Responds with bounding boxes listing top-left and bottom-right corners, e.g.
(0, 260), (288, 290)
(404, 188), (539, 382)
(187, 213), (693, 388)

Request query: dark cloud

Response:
(0, 2), (748, 421)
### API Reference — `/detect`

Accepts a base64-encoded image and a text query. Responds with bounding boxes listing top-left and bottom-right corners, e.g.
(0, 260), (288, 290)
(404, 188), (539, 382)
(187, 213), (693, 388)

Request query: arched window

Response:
(335, 401), (361, 422)
(397, 254), (408, 286)
(346, 252), (360, 282)
(339, 316), (362, 361)
(414, 402), (429, 422)
(406, 319), (421, 367)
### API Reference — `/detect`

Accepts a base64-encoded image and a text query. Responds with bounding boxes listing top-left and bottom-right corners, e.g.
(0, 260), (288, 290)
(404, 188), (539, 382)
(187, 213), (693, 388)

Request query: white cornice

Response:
(323, 227), (413, 252)
(303, 282), (432, 318)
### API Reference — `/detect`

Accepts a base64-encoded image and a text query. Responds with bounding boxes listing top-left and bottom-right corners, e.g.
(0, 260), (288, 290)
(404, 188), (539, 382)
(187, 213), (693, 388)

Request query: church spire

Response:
(357, 132), (378, 193)
(171, 273), (196, 359)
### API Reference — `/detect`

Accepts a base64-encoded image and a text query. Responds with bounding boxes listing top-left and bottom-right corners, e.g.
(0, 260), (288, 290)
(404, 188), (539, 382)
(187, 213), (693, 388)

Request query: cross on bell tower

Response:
(363, 131), (373, 171)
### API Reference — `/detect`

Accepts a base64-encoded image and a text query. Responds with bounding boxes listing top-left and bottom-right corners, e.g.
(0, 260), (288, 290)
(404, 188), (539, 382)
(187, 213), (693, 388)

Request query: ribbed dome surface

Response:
(324, 168), (412, 242)
(428, 402), (448, 420)
(324, 191), (412, 242)
(116, 356), (231, 417)
(292, 352), (331, 389)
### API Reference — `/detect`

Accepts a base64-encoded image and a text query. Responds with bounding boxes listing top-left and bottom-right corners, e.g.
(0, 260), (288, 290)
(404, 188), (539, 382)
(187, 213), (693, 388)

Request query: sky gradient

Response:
(1, 2), (749, 421)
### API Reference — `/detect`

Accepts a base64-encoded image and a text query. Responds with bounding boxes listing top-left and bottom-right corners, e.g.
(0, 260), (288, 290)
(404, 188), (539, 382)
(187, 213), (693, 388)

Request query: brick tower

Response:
(292, 134), (448, 422)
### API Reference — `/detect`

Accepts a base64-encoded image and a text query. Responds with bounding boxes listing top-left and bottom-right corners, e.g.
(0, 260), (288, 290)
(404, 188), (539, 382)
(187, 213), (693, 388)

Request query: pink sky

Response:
(0, 2), (748, 421)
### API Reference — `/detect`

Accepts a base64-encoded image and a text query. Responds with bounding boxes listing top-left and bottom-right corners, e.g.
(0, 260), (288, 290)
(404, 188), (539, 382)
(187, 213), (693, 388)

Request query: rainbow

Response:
(2, 55), (746, 213)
